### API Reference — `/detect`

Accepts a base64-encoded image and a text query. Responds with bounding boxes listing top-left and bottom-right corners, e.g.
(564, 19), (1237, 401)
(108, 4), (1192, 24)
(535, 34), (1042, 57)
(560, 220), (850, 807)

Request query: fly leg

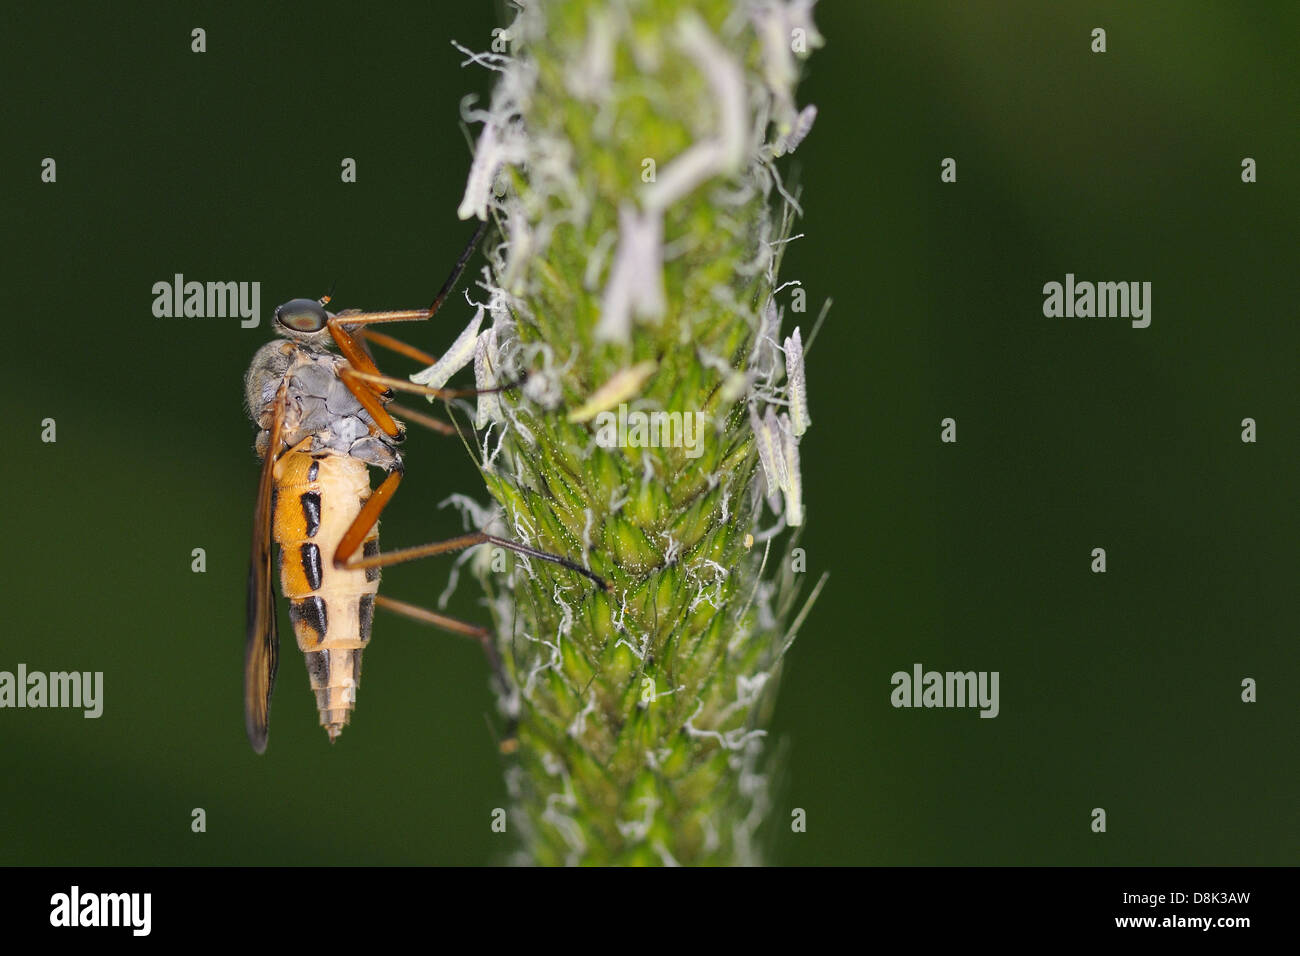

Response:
(319, 219), (488, 335)
(327, 323), (511, 440)
(372, 594), (504, 692)
(332, 469), (607, 591)
(336, 368), (519, 404)
(310, 219), (489, 434)
(349, 328), (457, 436)
(331, 465), (606, 752)
(354, 327), (437, 366)
(319, 220), (494, 437)
(371, 594), (519, 755)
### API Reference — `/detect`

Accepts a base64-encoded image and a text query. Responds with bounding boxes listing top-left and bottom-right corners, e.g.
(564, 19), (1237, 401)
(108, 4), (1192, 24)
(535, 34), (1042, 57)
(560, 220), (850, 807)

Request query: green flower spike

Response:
(425, 0), (825, 866)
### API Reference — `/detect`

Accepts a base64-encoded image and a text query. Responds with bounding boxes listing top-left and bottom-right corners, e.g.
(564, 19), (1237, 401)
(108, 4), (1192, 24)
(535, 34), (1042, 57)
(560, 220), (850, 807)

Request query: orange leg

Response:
(322, 221), (492, 436)
(329, 460), (605, 744)
(342, 368), (520, 404)
(333, 469), (608, 590)
(328, 317), (391, 394)
(329, 309), (508, 440)
(336, 364), (404, 438)
(335, 361), (517, 440)
(374, 594), (504, 686)
(351, 328), (450, 433)
(386, 401), (456, 436)
(326, 220), (490, 332)
(357, 328), (437, 366)
(332, 322), (468, 438)
(372, 593), (518, 753)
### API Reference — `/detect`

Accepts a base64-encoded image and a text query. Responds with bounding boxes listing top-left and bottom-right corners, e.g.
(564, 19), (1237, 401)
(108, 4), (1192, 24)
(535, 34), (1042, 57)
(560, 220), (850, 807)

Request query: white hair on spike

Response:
(721, 369), (752, 404)
(763, 406), (789, 493)
(552, 583), (575, 640)
(521, 631), (561, 698)
(687, 558), (727, 613)
(752, 1), (825, 135)
(678, 16), (747, 173)
(735, 214), (775, 278)
(715, 670), (773, 724)
(616, 795), (659, 841)
(700, 813), (721, 854)
(458, 121), (526, 221)
(749, 404), (786, 500)
(751, 294), (783, 384)
(644, 747), (675, 774)
(457, 123), (497, 221)
(410, 305), (484, 392)
(439, 492), (499, 530)
(541, 777), (586, 859)
(683, 701), (769, 751)
(658, 530), (681, 566)
(514, 340), (570, 410)
(450, 39), (511, 73)
(500, 198), (535, 291)
(762, 157), (804, 217)
(583, 228), (619, 290)
(474, 326), (503, 428)
(640, 14), (747, 212)
(652, 842), (682, 867)
(774, 104), (817, 156)
(640, 449), (656, 486)
(752, 1), (797, 127)
(778, 412), (803, 526)
(595, 204), (666, 343)
(614, 632), (649, 662)
(567, 690), (598, 738)
(566, 8), (615, 102)
(435, 546), (478, 610)
(610, 588), (629, 632)
(783, 326), (810, 436)
(479, 422), (505, 470)
(488, 283), (516, 330)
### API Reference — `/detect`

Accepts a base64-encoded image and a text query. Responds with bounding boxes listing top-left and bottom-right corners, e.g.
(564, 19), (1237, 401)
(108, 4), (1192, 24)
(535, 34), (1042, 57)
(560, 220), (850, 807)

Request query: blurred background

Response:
(1, 1), (1295, 865)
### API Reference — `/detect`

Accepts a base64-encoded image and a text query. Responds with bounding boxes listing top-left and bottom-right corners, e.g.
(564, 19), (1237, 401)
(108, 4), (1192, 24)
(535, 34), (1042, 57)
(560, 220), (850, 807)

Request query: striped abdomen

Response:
(273, 451), (380, 742)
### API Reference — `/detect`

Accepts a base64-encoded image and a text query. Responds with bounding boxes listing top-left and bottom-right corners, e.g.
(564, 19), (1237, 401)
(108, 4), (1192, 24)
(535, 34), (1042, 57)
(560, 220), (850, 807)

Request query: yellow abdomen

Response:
(273, 451), (380, 741)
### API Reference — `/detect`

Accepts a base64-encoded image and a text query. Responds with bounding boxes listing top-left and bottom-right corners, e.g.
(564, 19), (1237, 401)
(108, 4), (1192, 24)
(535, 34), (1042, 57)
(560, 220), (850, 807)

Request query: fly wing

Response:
(244, 382), (287, 753)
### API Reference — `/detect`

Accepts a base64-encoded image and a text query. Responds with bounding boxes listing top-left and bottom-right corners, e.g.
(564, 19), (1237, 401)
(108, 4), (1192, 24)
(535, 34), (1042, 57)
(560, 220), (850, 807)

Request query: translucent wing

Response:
(244, 383), (287, 753)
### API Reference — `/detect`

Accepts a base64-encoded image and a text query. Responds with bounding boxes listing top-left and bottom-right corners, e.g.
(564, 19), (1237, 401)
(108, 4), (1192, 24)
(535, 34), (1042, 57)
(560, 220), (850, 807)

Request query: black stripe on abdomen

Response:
(301, 543), (323, 591)
(300, 492), (321, 538)
(363, 539), (380, 582)
(290, 595), (328, 645)
(305, 649), (329, 687)
(359, 594), (374, 643)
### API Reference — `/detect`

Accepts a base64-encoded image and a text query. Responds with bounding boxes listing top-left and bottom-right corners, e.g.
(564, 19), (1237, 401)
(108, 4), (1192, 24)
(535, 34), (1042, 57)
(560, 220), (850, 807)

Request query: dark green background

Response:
(2, 2), (1295, 865)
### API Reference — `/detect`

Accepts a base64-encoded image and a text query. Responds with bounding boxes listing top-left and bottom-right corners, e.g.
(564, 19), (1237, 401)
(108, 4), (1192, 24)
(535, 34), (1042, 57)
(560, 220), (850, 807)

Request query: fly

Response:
(242, 222), (606, 752)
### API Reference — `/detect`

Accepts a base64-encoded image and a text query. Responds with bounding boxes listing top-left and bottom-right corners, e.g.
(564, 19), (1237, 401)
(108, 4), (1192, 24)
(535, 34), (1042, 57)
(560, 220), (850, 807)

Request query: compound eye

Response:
(275, 299), (328, 333)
